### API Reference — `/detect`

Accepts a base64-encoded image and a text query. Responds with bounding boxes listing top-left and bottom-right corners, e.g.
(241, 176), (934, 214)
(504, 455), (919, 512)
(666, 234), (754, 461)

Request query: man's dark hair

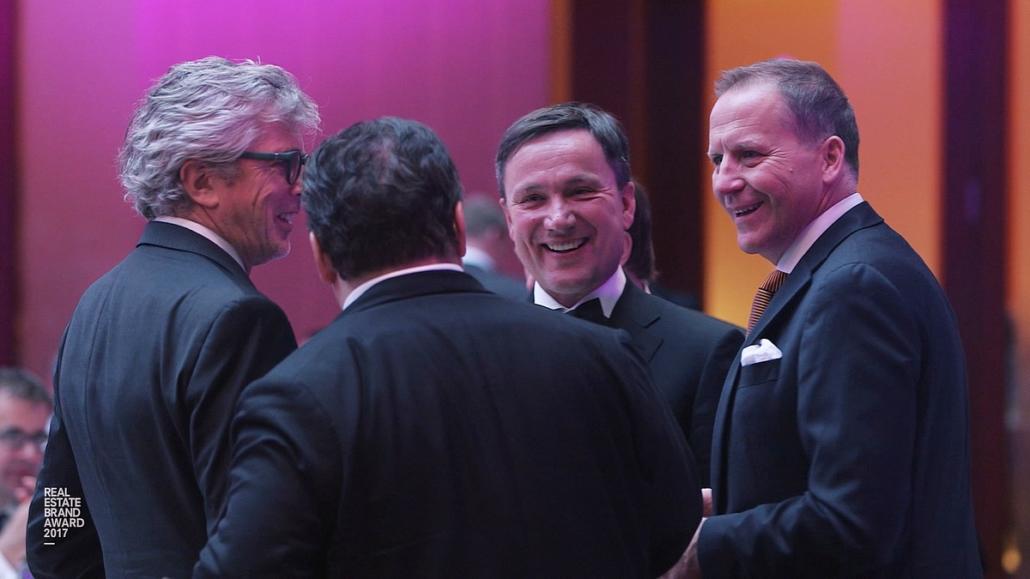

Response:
(0, 367), (52, 408)
(495, 102), (631, 198)
(625, 180), (656, 284)
(303, 117), (463, 280)
(715, 58), (860, 177)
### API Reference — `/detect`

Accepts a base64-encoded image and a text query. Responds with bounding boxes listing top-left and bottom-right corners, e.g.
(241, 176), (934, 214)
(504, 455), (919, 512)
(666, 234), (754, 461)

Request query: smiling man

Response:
(664, 58), (981, 578)
(497, 103), (743, 487)
(27, 57), (319, 579)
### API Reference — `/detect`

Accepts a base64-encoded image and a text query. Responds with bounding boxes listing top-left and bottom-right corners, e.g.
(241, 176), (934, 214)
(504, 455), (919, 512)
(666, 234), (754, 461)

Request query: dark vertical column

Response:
(642, 0), (705, 304)
(564, 0), (707, 303)
(943, 1), (1009, 577)
(0, 0), (16, 365)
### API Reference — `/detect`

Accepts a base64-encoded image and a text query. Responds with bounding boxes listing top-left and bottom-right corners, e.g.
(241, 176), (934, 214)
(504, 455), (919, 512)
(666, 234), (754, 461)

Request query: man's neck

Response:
(336, 257), (463, 310)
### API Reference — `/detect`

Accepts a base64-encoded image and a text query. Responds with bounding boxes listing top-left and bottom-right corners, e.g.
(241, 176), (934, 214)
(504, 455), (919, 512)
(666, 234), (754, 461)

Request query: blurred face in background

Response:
(0, 392), (50, 507)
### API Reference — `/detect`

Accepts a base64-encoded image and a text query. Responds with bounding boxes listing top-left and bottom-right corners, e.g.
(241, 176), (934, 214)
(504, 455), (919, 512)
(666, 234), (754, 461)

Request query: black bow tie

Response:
(568, 298), (610, 326)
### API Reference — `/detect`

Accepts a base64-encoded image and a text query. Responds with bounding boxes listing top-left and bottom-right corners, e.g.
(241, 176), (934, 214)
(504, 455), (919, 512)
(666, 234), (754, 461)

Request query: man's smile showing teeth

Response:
(543, 238), (587, 253)
(733, 202), (762, 217)
(277, 212), (296, 225)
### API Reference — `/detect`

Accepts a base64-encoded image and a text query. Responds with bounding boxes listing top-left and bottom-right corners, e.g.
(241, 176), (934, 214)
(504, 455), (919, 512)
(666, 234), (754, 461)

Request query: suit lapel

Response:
(609, 282), (663, 363)
(710, 202), (885, 511)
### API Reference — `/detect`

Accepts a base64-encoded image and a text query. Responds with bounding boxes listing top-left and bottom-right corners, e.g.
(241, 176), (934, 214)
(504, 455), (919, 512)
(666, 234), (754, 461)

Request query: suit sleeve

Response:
(690, 326), (744, 487)
(698, 264), (921, 578)
(27, 332), (104, 579)
(611, 333), (703, 577)
(185, 297), (297, 530)
(193, 377), (344, 578)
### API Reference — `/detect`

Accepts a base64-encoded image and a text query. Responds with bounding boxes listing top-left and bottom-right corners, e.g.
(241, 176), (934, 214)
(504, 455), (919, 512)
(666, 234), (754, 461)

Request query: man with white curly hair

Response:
(27, 56), (319, 579)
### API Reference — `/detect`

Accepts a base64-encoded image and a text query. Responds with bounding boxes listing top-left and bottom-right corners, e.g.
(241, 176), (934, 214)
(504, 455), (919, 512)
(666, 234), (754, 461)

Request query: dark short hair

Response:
(495, 102), (631, 198)
(303, 117), (463, 280)
(0, 367), (52, 408)
(625, 180), (656, 284)
(715, 58), (860, 177)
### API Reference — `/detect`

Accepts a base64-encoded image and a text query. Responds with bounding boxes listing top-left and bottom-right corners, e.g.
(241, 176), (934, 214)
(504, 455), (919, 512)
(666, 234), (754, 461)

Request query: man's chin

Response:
(538, 277), (595, 305)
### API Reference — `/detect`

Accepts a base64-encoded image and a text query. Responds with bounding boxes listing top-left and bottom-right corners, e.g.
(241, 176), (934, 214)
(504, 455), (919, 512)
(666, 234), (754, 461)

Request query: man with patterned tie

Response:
(496, 103), (743, 487)
(665, 58), (982, 578)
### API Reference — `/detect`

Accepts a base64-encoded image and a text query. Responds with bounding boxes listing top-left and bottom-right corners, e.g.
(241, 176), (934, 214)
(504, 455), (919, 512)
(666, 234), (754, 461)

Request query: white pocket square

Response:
(740, 339), (782, 367)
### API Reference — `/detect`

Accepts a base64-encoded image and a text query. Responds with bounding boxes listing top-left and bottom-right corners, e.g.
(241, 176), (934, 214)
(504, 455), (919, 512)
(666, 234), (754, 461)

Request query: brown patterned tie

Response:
(746, 269), (788, 336)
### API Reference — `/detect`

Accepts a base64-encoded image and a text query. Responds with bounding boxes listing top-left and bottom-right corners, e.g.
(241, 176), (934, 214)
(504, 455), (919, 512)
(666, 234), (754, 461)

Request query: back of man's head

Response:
(303, 117), (463, 281)
(495, 102), (631, 199)
(119, 56), (320, 219)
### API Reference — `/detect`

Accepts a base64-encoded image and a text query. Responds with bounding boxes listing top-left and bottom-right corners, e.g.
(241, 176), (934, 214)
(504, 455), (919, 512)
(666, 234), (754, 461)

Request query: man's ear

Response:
(499, 196), (515, 242)
(308, 231), (338, 285)
(821, 135), (846, 183)
(453, 201), (467, 258)
(620, 179), (636, 231)
(179, 159), (220, 209)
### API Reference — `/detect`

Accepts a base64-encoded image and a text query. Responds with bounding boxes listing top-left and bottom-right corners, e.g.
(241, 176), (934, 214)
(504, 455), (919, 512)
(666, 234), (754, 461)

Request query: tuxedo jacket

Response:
(27, 222), (297, 579)
(700, 203), (982, 578)
(608, 282), (743, 486)
(193, 270), (700, 578)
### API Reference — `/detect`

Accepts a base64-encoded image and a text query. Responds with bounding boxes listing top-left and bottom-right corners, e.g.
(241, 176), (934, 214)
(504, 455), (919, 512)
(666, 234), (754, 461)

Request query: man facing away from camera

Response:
(194, 117), (701, 578)
(27, 56), (319, 579)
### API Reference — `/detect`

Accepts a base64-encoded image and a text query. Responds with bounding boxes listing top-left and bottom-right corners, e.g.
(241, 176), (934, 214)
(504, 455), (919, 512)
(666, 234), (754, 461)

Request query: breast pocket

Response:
(738, 359), (780, 388)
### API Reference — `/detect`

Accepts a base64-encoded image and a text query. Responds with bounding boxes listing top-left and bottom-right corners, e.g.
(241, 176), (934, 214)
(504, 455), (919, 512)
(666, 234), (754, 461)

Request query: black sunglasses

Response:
(238, 150), (308, 185)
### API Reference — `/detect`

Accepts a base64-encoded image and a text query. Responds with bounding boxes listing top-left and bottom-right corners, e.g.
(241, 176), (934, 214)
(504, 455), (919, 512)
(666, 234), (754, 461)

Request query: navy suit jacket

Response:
(700, 203), (982, 577)
(194, 270), (700, 578)
(608, 283), (743, 486)
(27, 222), (297, 579)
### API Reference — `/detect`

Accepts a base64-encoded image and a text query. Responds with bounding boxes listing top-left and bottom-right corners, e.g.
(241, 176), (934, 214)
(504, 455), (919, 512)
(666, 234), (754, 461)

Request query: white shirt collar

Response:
(533, 267), (626, 318)
(153, 216), (247, 272)
(342, 263), (464, 311)
(776, 193), (864, 274)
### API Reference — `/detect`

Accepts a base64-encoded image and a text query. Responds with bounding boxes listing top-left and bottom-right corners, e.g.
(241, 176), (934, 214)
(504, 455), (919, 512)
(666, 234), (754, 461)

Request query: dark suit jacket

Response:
(700, 203), (982, 577)
(27, 222), (297, 579)
(194, 270), (700, 578)
(608, 282), (743, 486)
(462, 263), (526, 300)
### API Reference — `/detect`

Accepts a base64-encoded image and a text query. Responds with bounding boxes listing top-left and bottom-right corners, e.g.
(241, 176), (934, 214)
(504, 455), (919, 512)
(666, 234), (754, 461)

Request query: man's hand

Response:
(702, 487), (712, 517)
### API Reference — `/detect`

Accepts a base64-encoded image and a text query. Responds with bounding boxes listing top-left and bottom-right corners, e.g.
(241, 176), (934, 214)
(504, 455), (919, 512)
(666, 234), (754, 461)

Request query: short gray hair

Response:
(715, 58), (860, 177)
(119, 56), (320, 219)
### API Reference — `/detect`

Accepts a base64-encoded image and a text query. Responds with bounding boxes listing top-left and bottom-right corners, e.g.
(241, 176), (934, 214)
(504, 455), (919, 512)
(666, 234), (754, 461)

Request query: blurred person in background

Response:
(0, 368), (50, 578)
(462, 195), (526, 299)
